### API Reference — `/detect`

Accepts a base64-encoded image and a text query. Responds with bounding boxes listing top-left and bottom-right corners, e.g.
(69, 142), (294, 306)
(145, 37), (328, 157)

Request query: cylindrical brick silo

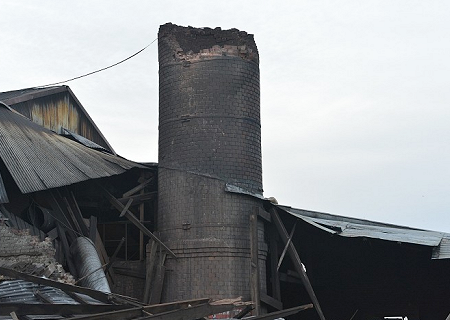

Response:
(157, 23), (266, 302)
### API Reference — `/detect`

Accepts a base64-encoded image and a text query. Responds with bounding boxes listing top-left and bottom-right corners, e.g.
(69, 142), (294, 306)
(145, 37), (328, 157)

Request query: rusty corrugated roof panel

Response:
(0, 104), (145, 195)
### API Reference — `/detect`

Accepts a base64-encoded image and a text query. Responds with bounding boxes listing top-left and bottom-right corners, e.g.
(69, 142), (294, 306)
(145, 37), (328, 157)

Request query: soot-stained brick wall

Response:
(158, 23), (266, 302)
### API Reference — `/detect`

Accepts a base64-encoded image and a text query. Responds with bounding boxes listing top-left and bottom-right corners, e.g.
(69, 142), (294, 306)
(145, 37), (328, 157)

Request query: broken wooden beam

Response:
(122, 177), (154, 198)
(277, 220), (297, 271)
(143, 297), (210, 314)
(98, 185), (176, 258)
(118, 191), (157, 207)
(270, 208), (327, 320)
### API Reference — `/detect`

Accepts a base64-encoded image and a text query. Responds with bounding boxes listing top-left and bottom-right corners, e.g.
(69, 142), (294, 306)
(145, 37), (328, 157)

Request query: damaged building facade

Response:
(0, 23), (449, 320)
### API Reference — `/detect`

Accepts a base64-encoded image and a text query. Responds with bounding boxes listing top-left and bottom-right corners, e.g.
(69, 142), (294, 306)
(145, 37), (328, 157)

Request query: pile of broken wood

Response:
(0, 266), (312, 320)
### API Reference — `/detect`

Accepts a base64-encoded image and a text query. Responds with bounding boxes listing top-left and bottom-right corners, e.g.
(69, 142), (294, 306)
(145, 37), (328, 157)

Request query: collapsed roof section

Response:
(0, 103), (146, 202)
(278, 205), (450, 259)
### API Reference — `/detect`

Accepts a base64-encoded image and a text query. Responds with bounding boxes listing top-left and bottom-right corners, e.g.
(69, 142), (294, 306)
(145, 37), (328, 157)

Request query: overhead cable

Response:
(37, 38), (157, 88)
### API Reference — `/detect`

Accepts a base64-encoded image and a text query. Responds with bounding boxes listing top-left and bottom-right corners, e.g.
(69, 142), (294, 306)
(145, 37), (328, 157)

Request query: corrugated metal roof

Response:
(279, 205), (450, 259)
(0, 104), (146, 196)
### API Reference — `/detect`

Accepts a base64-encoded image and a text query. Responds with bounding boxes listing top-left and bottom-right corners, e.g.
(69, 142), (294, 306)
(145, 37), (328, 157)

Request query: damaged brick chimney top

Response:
(158, 23), (259, 65)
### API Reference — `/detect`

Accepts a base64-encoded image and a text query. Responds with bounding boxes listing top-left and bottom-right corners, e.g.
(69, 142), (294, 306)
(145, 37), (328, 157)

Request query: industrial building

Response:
(0, 23), (449, 319)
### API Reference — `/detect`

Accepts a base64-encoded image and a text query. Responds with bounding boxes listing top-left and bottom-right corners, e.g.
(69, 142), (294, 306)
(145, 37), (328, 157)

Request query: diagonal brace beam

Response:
(270, 208), (327, 320)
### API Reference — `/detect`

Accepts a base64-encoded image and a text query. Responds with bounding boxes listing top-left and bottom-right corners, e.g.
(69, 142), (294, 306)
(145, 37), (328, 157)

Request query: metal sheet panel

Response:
(0, 105), (145, 194)
(281, 205), (449, 251)
(432, 235), (450, 259)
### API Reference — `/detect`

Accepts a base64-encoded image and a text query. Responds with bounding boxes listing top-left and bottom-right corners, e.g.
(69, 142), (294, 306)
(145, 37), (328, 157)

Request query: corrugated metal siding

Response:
(0, 105), (145, 195)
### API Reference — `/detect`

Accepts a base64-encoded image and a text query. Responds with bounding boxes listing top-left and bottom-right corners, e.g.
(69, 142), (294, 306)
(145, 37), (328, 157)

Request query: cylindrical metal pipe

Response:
(69, 237), (110, 293)
(27, 204), (56, 233)
(158, 23), (266, 302)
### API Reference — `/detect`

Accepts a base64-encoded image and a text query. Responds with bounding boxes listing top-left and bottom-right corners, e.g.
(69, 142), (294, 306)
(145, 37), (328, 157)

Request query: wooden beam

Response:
(248, 304), (313, 320)
(250, 208), (261, 315)
(143, 298), (210, 314)
(260, 293), (283, 311)
(277, 220), (297, 271)
(138, 302), (234, 320)
(235, 305), (254, 319)
(56, 223), (77, 277)
(268, 225), (281, 301)
(0, 303), (130, 316)
(149, 253), (167, 305)
(68, 306), (143, 320)
(144, 239), (158, 303)
(113, 267), (146, 279)
(9, 312), (19, 320)
(118, 192), (157, 207)
(122, 177), (154, 198)
(104, 237), (125, 275)
(99, 185), (176, 258)
(89, 215), (98, 243)
(270, 208), (327, 320)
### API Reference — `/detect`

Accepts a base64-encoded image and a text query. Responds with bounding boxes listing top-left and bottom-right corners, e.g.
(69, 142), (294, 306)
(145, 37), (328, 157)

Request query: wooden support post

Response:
(250, 208), (261, 315)
(268, 226), (281, 301)
(144, 239), (158, 303)
(149, 252), (167, 305)
(270, 208), (327, 320)
(56, 224), (77, 277)
(89, 215), (97, 243)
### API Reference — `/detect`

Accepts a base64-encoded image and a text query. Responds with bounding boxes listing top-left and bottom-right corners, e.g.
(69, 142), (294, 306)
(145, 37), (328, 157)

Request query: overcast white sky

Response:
(1, 1), (450, 232)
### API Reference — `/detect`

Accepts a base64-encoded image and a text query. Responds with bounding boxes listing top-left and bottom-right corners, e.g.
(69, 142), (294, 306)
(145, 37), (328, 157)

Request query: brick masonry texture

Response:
(0, 224), (73, 282)
(158, 24), (266, 302)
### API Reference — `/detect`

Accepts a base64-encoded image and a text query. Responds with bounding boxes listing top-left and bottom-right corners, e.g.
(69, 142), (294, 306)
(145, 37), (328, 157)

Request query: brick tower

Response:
(157, 23), (266, 302)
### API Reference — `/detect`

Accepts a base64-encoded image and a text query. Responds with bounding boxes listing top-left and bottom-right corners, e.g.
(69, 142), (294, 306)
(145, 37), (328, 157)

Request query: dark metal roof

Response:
(0, 104), (146, 197)
(279, 205), (450, 259)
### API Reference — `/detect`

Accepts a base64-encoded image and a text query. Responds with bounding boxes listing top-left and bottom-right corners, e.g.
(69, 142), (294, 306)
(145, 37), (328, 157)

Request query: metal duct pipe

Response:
(69, 237), (110, 293)
(27, 204), (56, 233)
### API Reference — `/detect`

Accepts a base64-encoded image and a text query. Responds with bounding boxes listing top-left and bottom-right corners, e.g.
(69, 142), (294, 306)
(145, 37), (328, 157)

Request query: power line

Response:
(37, 38), (157, 88)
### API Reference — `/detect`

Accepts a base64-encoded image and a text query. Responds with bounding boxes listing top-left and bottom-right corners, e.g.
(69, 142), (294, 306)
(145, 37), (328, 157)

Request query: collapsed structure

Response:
(0, 23), (449, 320)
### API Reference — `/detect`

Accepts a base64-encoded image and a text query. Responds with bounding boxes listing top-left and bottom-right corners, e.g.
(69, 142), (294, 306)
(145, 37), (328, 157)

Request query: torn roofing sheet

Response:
(278, 205), (450, 259)
(0, 103), (146, 196)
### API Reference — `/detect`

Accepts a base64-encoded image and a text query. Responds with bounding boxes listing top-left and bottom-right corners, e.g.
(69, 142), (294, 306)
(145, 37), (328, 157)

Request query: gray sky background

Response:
(1, 1), (450, 232)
